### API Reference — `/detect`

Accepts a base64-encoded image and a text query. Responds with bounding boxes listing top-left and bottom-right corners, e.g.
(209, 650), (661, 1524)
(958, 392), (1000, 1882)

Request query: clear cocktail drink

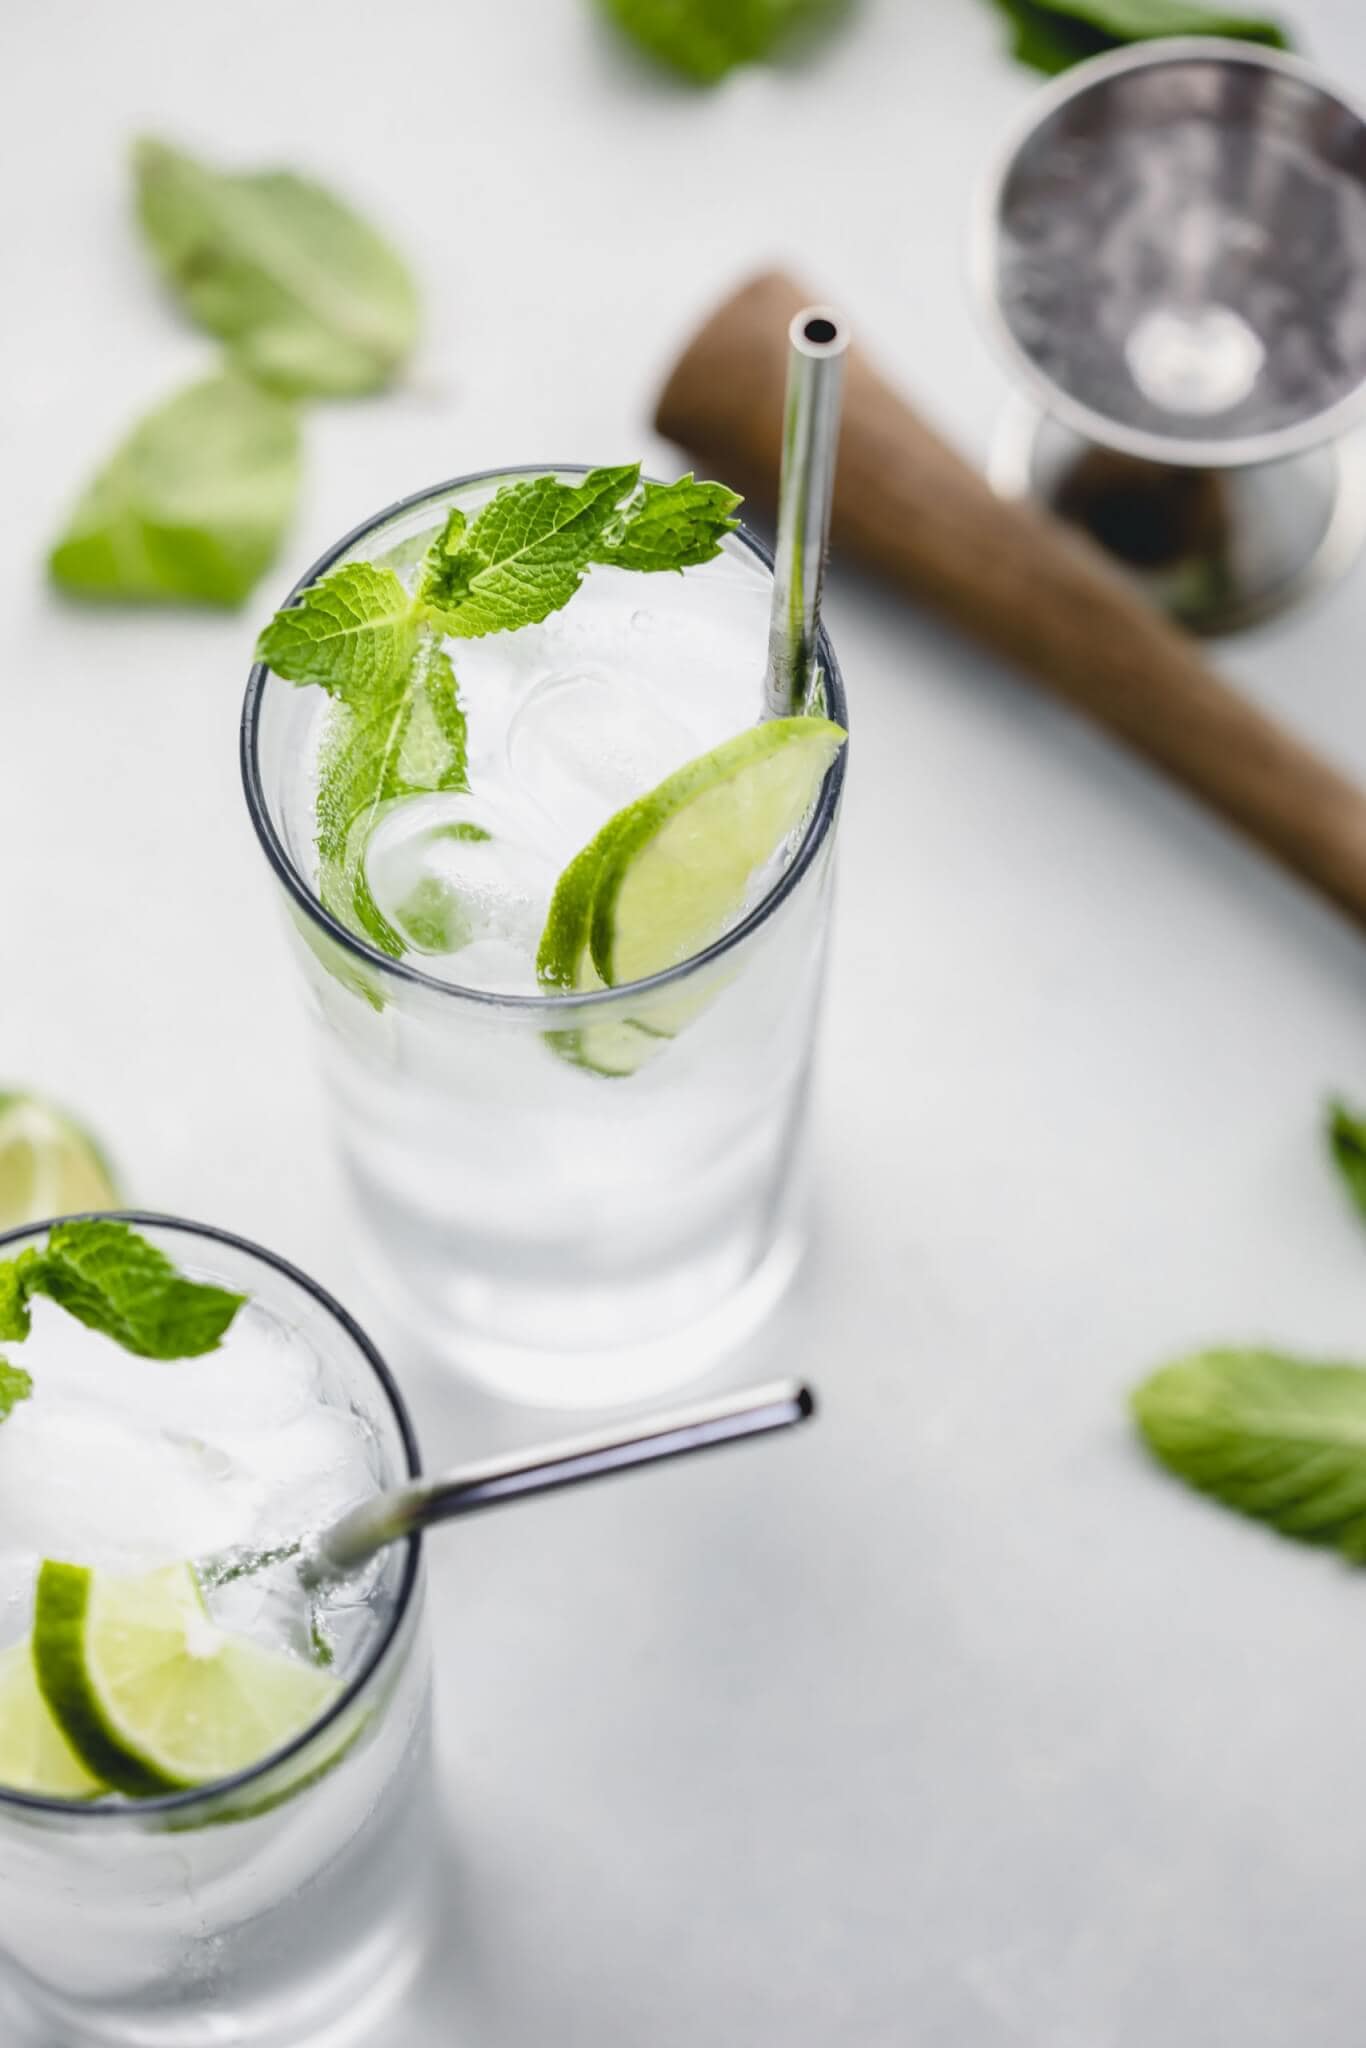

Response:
(0, 1216), (431, 2047)
(244, 467), (847, 1406)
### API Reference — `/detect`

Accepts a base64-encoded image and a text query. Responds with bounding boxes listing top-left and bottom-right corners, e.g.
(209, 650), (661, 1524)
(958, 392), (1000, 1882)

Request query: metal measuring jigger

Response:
(977, 38), (1366, 635)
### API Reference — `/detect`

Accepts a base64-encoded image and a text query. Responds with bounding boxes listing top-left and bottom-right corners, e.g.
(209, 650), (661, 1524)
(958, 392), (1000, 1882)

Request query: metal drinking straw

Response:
(765, 307), (849, 719)
(297, 1379), (815, 1587)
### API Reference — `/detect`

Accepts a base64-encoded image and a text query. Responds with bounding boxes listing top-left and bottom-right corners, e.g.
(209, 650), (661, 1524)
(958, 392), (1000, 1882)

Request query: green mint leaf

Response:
(598, 475), (740, 572)
(598, 0), (850, 82)
(0, 1359), (32, 1422)
(256, 563), (417, 700)
(0, 1252), (39, 1343)
(985, 0), (1289, 75)
(419, 467), (640, 638)
(422, 507), (466, 574)
(5, 1221), (245, 1361)
(134, 138), (419, 398)
(1327, 1097), (1366, 1221)
(1132, 1348), (1366, 1559)
(49, 374), (299, 609)
(316, 631), (469, 957)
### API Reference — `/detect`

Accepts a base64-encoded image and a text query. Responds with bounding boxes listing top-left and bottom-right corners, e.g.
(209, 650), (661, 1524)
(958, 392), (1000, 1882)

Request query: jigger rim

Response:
(973, 36), (1366, 471)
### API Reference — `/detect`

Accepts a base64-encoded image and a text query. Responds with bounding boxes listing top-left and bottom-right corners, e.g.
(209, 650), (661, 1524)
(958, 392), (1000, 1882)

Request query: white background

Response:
(6, 1), (1366, 2040)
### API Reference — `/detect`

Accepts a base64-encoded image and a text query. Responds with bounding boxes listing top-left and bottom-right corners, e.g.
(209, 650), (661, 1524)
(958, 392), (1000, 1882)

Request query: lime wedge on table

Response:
(537, 715), (845, 1074)
(33, 1562), (339, 1797)
(0, 1094), (120, 1230)
(0, 1638), (104, 1798)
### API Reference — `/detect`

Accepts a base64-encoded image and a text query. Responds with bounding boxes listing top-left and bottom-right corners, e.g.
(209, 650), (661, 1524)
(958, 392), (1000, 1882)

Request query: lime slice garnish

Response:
(0, 1638), (105, 1798)
(0, 1094), (120, 1230)
(536, 716), (845, 1079)
(589, 716), (846, 986)
(537, 834), (621, 996)
(537, 825), (663, 1075)
(33, 1561), (340, 1797)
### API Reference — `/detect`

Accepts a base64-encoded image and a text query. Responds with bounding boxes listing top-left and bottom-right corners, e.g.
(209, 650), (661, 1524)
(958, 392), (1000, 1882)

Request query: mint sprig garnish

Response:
(49, 375), (300, 610)
(254, 467), (741, 964)
(1132, 1349), (1366, 1560)
(256, 468), (741, 699)
(415, 466), (739, 632)
(0, 1222), (244, 1368)
(134, 139), (419, 398)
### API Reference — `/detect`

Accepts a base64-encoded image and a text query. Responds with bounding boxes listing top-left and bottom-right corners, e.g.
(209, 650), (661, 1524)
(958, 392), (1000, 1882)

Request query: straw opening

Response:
(791, 308), (848, 357)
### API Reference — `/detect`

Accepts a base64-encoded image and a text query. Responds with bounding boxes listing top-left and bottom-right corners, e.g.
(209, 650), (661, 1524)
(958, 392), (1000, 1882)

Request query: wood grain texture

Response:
(656, 271), (1366, 933)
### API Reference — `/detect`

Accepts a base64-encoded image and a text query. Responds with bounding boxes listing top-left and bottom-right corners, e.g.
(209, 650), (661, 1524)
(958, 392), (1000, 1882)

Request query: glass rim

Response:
(0, 1210), (423, 1824)
(240, 464), (849, 1013)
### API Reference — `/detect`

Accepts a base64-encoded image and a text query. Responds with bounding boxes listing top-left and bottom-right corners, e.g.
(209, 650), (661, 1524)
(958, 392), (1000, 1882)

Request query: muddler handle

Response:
(655, 271), (1366, 934)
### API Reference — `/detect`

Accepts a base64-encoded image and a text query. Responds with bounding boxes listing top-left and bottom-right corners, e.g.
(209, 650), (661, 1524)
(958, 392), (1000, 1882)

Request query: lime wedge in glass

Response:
(33, 1562), (340, 1797)
(537, 827), (657, 1074)
(0, 1094), (120, 1230)
(537, 715), (846, 1075)
(0, 1638), (105, 1799)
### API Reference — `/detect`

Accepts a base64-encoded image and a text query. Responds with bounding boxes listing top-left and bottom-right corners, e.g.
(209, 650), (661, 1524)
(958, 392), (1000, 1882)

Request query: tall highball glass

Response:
(243, 468), (848, 1406)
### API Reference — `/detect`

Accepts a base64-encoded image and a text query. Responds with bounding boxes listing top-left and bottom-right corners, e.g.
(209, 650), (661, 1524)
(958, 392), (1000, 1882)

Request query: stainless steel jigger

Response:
(976, 38), (1366, 635)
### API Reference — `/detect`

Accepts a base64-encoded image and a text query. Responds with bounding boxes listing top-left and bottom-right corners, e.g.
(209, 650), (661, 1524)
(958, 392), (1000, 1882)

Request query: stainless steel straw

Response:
(765, 307), (849, 719)
(299, 1379), (815, 1587)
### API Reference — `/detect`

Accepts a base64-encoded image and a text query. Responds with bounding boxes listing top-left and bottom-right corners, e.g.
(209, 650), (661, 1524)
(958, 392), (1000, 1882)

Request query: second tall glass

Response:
(0, 1217), (432, 2048)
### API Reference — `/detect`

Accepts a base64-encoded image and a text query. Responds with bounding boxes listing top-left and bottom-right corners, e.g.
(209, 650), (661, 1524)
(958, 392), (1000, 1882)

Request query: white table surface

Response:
(7, 1), (1366, 2041)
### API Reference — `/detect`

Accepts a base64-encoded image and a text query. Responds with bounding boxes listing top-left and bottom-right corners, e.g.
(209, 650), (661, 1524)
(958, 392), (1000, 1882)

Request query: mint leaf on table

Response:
(0, 1221), (245, 1362)
(419, 466), (641, 638)
(49, 374), (300, 609)
(986, 0), (1290, 75)
(255, 562), (417, 701)
(1327, 1097), (1366, 1222)
(599, 475), (741, 572)
(134, 138), (418, 398)
(1133, 1348), (1366, 1559)
(598, 0), (850, 82)
(316, 632), (469, 957)
(0, 1360), (32, 1422)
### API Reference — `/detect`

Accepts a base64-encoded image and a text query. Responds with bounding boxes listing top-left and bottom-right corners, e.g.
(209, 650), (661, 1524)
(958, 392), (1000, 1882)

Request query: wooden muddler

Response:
(655, 271), (1366, 934)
